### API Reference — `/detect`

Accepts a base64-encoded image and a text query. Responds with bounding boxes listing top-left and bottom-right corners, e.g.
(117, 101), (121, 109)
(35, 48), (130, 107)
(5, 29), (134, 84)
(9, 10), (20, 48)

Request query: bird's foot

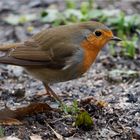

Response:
(35, 90), (62, 106)
(35, 92), (52, 98)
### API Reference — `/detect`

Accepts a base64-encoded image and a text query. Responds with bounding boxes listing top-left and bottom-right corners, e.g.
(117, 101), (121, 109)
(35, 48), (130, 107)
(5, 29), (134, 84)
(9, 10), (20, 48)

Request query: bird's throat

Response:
(80, 40), (100, 73)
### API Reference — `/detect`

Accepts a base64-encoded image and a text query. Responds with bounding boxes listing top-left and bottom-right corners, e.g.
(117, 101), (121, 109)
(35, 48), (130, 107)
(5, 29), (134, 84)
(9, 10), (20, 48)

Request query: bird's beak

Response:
(110, 36), (122, 41)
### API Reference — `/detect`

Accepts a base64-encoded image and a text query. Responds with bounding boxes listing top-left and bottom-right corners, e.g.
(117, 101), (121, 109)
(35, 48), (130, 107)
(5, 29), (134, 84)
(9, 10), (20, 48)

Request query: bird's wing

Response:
(0, 25), (85, 69)
(0, 38), (82, 70)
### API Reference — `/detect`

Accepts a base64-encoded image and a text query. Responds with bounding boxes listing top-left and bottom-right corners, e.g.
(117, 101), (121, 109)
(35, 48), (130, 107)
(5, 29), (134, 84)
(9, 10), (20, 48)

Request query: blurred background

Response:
(0, 0), (140, 139)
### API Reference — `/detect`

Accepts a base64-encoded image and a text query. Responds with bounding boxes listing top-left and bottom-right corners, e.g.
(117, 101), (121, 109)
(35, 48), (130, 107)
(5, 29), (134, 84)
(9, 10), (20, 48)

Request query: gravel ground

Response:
(0, 0), (140, 140)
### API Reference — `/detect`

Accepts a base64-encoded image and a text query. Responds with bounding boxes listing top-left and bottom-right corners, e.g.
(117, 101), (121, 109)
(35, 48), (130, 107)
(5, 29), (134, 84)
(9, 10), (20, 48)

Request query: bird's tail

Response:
(0, 43), (21, 65)
(0, 43), (20, 51)
(0, 43), (45, 66)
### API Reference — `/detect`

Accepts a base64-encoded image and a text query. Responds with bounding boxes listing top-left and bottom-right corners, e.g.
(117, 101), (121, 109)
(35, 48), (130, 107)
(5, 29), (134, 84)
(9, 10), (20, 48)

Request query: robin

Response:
(0, 21), (121, 103)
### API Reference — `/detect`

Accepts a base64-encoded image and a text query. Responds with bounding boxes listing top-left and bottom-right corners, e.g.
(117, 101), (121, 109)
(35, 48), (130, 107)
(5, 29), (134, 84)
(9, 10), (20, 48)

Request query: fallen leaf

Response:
(80, 96), (108, 108)
(0, 103), (59, 125)
(14, 102), (57, 118)
(0, 118), (22, 125)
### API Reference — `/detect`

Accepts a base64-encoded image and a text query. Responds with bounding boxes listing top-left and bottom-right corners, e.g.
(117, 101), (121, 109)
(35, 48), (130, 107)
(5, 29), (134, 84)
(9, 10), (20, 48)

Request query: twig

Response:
(45, 121), (64, 140)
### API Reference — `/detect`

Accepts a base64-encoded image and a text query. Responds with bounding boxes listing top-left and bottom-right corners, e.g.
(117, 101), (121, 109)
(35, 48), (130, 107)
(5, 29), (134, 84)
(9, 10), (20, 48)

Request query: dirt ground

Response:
(0, 0), (140, 140)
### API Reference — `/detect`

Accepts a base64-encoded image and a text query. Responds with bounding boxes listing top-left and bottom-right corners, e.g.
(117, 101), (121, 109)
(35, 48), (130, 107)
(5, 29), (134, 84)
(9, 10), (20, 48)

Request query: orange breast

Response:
(80, 40), (100, 73)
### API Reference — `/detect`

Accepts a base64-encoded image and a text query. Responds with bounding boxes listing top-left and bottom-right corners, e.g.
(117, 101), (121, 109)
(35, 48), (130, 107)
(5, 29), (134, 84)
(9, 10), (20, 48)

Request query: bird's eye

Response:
(95, 31), (102, 37)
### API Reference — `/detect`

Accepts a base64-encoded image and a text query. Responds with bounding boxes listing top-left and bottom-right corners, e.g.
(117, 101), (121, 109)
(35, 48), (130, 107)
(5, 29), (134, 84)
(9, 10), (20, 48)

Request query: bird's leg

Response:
(43, 82), (62, 104)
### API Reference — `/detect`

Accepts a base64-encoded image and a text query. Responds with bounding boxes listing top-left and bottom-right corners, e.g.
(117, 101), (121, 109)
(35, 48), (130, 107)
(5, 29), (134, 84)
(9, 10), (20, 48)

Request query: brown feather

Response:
(0, 24), (84, 69)
(0, 43), (22, 51)
(0, 21), (108, 70)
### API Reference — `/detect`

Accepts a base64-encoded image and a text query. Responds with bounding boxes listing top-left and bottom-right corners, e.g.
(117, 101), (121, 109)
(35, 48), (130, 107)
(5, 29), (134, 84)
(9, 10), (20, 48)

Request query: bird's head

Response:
(80, 21), (121, 50)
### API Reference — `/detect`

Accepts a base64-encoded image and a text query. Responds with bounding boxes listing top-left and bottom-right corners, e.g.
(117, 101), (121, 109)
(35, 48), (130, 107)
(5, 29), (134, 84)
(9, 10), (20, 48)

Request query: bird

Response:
(0, 21), (121, 103)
